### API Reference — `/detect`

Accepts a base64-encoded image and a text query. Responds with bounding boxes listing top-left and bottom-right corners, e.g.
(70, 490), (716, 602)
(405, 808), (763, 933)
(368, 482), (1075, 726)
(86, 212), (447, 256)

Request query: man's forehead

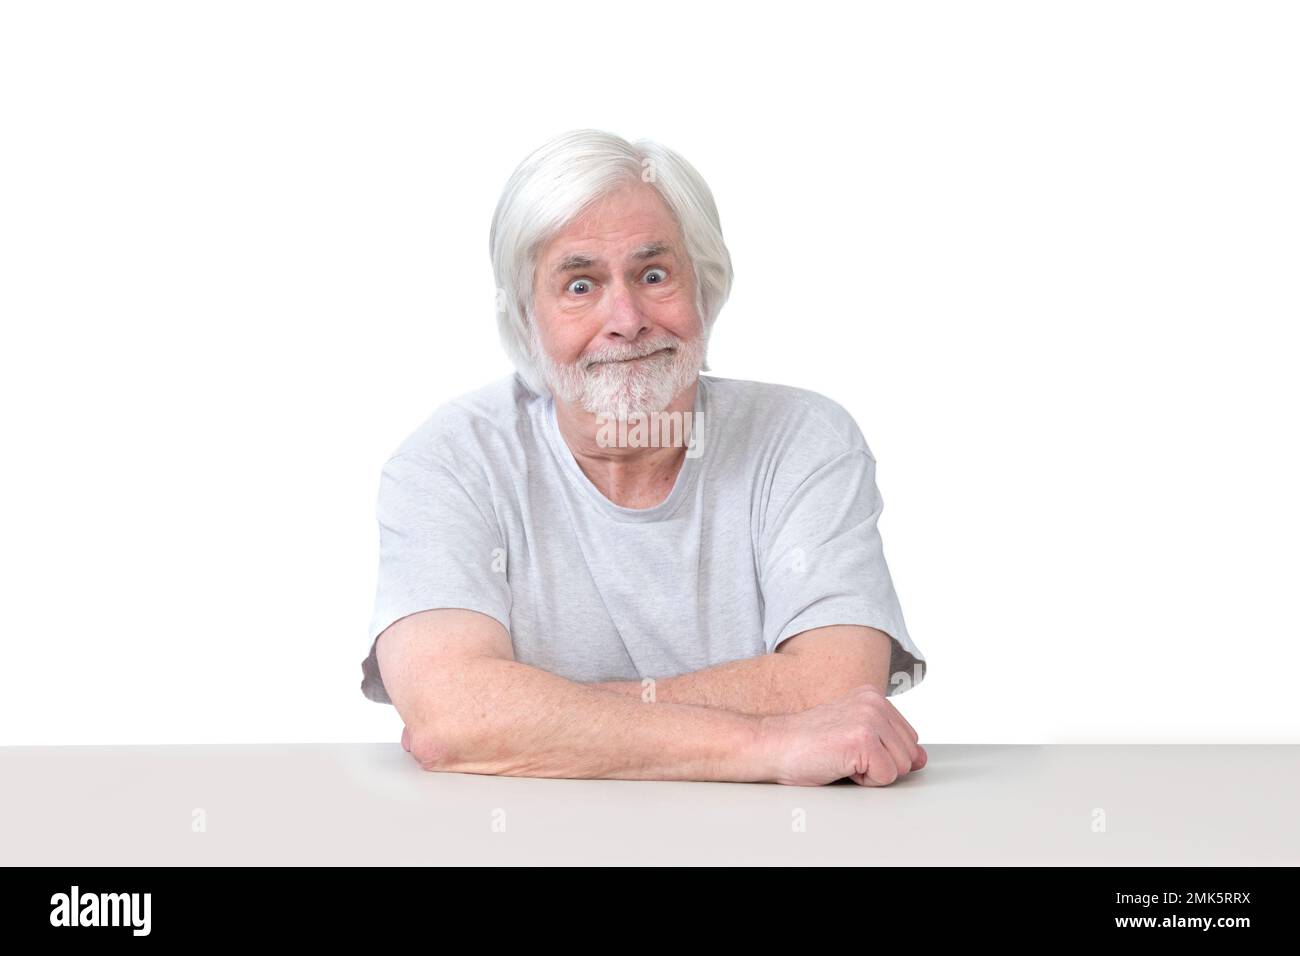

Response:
(550, 240), (677, 273)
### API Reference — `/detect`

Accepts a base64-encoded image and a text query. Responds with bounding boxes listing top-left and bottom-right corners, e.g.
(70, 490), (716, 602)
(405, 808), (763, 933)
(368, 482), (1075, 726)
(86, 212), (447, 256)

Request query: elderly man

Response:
(360, 129), (928, 787)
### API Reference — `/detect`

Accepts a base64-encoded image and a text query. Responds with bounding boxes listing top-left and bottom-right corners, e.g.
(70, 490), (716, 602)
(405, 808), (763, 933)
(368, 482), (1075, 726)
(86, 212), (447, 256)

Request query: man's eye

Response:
(644, 267), (668, 284)
(565, 278), (595, 295)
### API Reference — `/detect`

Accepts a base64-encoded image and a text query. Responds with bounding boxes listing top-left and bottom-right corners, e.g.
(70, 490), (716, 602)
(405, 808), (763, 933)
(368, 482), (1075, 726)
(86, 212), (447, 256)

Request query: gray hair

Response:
(489, 129), (734, 396)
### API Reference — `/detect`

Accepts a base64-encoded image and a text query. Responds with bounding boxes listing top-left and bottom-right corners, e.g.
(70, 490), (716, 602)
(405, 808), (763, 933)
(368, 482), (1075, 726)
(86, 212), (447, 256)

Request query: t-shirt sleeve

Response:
(758, 448), (927, 697)
(359, 452), (512, 704)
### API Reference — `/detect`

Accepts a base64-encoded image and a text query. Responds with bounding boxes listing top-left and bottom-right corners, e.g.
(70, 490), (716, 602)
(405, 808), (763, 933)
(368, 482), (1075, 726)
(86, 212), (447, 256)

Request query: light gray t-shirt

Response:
(360, 372), (927, 704)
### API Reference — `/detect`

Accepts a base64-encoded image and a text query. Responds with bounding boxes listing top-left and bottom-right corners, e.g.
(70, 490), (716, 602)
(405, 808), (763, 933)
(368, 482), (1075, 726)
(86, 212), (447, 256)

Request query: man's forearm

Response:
(593, 627), (896, 715)
(409, 657), (773, 782)
(593, 653), (823, 716)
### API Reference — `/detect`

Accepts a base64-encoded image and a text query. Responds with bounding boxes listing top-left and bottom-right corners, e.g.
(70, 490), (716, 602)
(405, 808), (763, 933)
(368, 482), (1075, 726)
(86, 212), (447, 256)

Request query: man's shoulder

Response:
(704, 374), (874, 459)
(384, 372), (540, 468)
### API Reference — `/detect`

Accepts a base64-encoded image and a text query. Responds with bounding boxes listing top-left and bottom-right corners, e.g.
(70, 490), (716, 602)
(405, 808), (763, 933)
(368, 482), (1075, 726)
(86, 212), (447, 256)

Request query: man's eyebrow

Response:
(631, 241), (674, 261)
(552, 241), (675, 275)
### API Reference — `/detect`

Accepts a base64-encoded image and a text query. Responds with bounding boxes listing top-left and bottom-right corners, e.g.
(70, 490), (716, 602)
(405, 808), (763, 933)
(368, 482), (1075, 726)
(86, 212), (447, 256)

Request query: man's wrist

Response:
(747, 714), (785, 784)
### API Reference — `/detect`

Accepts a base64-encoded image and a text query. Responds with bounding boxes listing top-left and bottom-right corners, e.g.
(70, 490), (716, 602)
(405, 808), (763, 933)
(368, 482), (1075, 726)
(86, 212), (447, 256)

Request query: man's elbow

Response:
(408, 720), (478, 772)
(408, 725), (447, 771)
(407, 704), (529, 774)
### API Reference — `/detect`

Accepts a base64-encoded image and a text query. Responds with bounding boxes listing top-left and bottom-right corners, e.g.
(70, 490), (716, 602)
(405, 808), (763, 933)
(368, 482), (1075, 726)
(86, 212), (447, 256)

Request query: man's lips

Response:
(594, 346), (674, 365)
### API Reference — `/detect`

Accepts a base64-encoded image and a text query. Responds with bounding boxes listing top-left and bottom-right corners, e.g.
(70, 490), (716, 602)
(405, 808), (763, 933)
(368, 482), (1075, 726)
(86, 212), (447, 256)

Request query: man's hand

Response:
(757, 683), (927, 786)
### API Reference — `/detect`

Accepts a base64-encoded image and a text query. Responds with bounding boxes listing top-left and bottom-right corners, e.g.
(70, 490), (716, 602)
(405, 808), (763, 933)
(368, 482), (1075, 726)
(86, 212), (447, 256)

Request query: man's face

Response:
(529, 181), (707, 420)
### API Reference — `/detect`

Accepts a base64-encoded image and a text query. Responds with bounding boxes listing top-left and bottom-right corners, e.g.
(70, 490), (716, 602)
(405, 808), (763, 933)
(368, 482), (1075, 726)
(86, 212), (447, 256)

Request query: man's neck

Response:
(553, 380), (698, 509)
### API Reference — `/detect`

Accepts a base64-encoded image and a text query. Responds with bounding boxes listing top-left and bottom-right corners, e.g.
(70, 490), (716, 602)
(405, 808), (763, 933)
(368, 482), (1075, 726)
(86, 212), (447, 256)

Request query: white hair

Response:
(489, 129), (734, 396)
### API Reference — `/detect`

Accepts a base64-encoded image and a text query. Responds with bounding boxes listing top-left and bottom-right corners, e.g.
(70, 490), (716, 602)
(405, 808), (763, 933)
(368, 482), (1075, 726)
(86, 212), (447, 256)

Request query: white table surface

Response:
(3, 744), (1296, 865)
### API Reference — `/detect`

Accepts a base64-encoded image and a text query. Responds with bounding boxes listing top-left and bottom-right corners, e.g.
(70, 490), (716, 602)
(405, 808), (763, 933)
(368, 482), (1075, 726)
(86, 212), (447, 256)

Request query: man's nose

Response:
(601, 283), (651, 340)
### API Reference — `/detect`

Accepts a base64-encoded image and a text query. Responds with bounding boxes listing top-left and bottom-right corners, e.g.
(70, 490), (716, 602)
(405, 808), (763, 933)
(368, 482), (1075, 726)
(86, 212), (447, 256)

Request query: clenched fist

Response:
(758, 684), (927, 786)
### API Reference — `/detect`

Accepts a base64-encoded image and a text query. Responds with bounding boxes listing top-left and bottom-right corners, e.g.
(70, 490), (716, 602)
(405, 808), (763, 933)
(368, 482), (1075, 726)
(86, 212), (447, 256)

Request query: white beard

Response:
(530, 321), (708, 421)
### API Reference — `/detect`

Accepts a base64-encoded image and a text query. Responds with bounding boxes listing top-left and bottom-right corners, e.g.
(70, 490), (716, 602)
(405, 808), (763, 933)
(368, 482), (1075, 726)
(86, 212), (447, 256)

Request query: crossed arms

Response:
(376, 607), (899, 783)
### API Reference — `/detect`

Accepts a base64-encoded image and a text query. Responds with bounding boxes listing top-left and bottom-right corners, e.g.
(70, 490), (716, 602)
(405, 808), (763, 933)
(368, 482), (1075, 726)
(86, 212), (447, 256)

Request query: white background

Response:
(1, 1), (1295, 745)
